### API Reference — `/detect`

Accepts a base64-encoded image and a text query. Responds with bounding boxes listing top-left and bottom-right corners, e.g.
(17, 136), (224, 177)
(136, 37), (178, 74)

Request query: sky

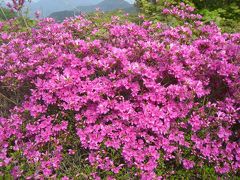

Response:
(126, 0), (135, 3)
(3, 0), (135, 3)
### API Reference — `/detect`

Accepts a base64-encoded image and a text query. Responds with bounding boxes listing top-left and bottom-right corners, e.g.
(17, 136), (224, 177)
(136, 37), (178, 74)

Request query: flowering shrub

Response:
(0, 4), (240, 179)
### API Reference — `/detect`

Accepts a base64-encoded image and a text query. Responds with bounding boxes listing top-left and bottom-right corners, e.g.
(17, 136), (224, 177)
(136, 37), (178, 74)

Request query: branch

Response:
(0, 92), (18, 105)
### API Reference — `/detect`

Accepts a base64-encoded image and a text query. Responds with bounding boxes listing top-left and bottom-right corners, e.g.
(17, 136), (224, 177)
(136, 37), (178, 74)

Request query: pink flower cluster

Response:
(0, 8), (239, 179)
(6, 0), (29, 11)
(162, 2), (202, 21)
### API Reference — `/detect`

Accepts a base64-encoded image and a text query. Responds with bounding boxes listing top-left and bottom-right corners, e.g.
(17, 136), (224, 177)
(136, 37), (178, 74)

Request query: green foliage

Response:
(87, 10), (140, 24)
(136, 0), (240, 32)
(135, 0), (196, 26)
(0, 5), (36, 31)
(0, 17), (36, 33)
(57, 150), (94, 179)
(198, 1), (240, 33)
(0, 7), (17, 21)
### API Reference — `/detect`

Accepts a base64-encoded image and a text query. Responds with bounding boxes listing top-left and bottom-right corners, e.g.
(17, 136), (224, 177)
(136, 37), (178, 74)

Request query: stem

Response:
(22, 15), (29, 28)
(0, 6), (7, 20)
(19, 10), (29, 29)
(0, 92), (18, 105)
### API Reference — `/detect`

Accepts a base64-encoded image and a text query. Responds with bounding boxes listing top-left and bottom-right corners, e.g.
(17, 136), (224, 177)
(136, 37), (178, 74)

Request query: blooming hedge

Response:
(0, 3), (239, 179)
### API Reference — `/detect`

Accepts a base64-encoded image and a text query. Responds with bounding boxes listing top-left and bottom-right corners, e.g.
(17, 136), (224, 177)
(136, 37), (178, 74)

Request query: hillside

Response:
(25, 0), (102, 17)
(76, 0), (133, 12)
(49, 0), (136, 21)
(50, 10), (79, 22)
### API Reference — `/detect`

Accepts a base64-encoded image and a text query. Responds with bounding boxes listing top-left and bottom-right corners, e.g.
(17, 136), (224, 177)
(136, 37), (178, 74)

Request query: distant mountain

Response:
(120, 6), (137, 13)
(50, 10), (79, 22)
(24, 0), (102, 17)
(49, 0), (136, 22)
(75, 0), (133, 13)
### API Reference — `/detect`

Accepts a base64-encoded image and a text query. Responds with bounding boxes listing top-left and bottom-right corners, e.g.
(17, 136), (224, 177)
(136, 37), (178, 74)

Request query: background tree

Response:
(135, 0), (240, 32)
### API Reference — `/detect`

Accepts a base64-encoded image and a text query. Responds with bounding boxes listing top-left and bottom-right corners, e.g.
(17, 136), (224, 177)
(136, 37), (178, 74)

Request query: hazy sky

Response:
(126, 0), (135, 3)
(3, 0), (135, 3)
